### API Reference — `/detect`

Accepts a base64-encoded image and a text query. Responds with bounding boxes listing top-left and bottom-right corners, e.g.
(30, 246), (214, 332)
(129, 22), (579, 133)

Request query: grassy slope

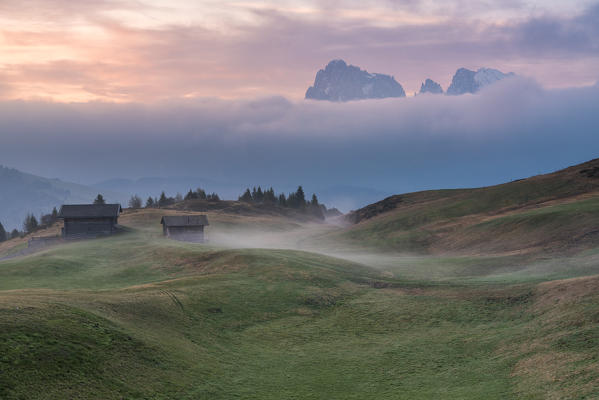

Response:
(331, 158), (599, 256)
(0, 207), (598, 399)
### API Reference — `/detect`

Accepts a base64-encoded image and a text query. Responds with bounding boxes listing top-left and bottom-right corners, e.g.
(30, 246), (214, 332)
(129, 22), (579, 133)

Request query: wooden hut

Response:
(58, 204), (122, 239)
(161, 215), (209, 242)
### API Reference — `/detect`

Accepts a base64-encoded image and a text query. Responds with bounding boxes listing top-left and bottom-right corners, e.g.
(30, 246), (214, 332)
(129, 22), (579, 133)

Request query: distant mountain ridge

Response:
(305, 60), (406, 101)
(0, 166), (127, 230)
(305, 60), (515, 101)
(419, 78), (444, 94)
(447, 67), (515, 95)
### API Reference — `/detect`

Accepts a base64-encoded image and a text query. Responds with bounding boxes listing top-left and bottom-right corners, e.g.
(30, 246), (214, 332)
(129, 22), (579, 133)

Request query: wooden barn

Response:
(58, 204), (122, 239)
(161, 215), (209, 242)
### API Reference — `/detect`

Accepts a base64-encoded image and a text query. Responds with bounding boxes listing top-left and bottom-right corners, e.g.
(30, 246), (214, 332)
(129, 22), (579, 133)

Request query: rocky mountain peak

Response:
(419, 78), (443, 94)
(305, 60), (406, 102)
(447, 67), (515, 95)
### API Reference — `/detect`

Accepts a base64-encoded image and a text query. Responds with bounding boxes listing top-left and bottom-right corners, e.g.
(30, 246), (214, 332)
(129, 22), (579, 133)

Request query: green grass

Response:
(1, 222), (599, 399)
(0, 242), (27, 258)
(325, 160), (599, 255)
(325, 193), (599, 255)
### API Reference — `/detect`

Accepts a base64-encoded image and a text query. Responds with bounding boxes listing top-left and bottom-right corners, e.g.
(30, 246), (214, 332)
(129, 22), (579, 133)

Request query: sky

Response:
(0, 0), (598, 210)
(0, 0), (598, 101)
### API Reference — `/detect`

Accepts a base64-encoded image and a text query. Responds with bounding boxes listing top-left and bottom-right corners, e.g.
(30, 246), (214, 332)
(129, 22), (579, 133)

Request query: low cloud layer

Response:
(1, 77), (598, 210)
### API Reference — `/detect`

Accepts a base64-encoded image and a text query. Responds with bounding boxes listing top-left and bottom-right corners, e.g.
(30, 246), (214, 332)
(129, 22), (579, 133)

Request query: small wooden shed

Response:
(58, 204), (122, 239)
(161, 215), (209, 243)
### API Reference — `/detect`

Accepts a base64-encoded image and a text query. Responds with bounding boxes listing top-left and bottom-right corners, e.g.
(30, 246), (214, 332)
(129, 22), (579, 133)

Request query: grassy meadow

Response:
(0, 203), (598, 399)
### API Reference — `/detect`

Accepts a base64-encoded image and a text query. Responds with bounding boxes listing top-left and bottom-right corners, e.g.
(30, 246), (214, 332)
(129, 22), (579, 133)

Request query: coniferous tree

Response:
(158, 191), (168, 208)
(309, 194), (324, 220)
(184, 190), (197, 200)
(38, 207), (59, 228)
(296, 186), (306, 208)
(93, 194), (106, 205)
(196, 188), (207, 200)
(287, 192), (297, 208)
(264, 187), (276, 204)
(239, 188), (253, 202)
(23, 214), (38, 233)
(0, 222), (7, 242)
(207, 192), (220, 202)
(311, 194), (319, 206)
(10, 229), (20, 239)
(145, 196), (155, 208)
(255, 187), (264, 203)
(128, 195), (142, 209)
(278, 193), (287, 207)
(40, 212), (54, 227)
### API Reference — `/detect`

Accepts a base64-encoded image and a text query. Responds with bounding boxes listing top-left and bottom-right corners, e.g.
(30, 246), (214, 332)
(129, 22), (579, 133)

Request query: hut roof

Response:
(161, 215), (209, 227)
(58, 204), (122, 219)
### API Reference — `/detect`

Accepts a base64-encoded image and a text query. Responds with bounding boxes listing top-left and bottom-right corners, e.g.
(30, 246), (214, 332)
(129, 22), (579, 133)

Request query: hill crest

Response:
(340, 158), (599, 256)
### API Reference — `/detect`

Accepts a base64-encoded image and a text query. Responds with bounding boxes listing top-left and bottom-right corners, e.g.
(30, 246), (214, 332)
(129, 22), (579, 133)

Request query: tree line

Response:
(126, 188), (221, 210)
(125, 185), (333, 219)
(239, 185), (329, 220)
(0, 207), (60, 242)
(0, 186), (339, 243)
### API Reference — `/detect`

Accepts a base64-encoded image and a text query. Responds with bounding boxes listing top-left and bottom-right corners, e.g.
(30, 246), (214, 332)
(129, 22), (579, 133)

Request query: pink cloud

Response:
(0, 1), (597, 102)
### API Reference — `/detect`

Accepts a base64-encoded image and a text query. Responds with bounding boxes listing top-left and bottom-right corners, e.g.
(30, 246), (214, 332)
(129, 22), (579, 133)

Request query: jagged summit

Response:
(419, 78), (443, 94)
(447, 67), (515, 95)
(305, 60), (406, 102)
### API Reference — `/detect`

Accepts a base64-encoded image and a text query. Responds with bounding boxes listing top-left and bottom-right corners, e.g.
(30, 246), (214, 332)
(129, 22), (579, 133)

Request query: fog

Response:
(203, 218), (599, 282)
(1, 77), (598, 211)
(203, 221), (417, 278)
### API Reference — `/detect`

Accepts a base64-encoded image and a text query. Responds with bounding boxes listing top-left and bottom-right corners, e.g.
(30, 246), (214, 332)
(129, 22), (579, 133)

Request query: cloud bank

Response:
(1, 77), (598, 210)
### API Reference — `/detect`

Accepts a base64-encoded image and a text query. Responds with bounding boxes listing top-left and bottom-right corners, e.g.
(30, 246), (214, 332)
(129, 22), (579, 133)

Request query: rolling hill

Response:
(0, 207), (598, 399)
(1, 159), (599, 398)
(336, 158), (599, 256)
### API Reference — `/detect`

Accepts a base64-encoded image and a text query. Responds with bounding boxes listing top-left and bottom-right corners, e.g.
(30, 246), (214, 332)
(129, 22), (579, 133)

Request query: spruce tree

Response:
(207, 192), (220, 201)
(309, 194), (324, 220)
(278, 193), (287, 207)
(145, 197), (155, 208)
(128, 195), (142, 209)
(256, 186), (264, 202)
(0, 222), (6, 242)
(287, 192), (297, 208)
(196, 188), (207, 200)
(311, 194), (319, 206)
(158, 191), (168, 208)
(23, 214), (38, 233)
(296, 186), (306, 208)
(40, 212), (54, 227)
(10, 229), (19, 239)
(184, 190), (196, 200)
(264, 187), (276, 204)
(93, 194), (106, 205)
(240, 189), (253, 202)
